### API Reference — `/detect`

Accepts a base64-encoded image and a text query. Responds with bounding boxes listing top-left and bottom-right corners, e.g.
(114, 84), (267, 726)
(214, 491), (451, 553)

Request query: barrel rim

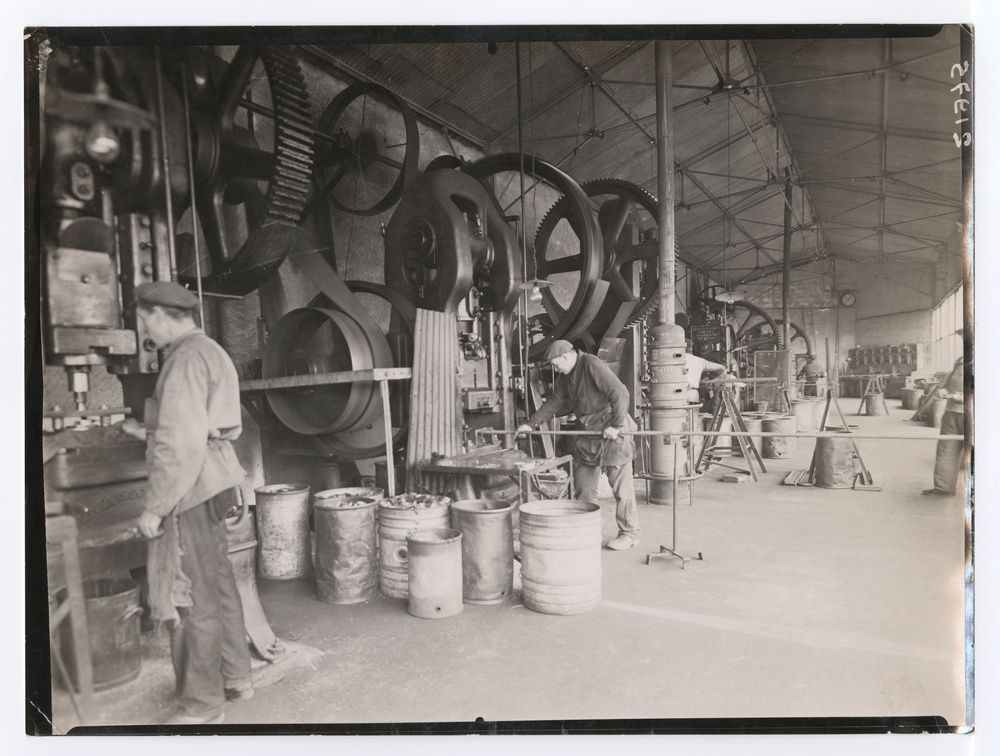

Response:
(315, 486), (384, 499)
(406, 527), (462, 545)
(451, 498), (515, 515)
(255, 483), (310, 495)
(380, 493), (452, 510)
(314, 486), (384, 510)
(519, 499), (600, 517)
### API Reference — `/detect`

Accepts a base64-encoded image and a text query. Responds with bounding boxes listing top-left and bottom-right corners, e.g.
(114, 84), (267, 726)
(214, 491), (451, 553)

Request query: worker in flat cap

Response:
(120, 280), (252, 724)
(516, 340), (640, 550)
(924, 328), (968, 497)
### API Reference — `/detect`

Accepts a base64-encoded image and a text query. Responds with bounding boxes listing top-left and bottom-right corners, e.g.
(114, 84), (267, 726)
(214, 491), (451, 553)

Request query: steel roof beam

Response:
(777, 111), (948, 142)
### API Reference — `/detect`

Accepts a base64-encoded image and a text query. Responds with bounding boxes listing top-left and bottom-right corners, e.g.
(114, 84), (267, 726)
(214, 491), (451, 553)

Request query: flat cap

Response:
(131, 281), (199, 311)
(544, 339), (574, 361)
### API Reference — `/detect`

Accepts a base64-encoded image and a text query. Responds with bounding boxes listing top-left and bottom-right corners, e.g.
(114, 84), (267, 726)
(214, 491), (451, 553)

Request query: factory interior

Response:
(28, 26), (974, 736)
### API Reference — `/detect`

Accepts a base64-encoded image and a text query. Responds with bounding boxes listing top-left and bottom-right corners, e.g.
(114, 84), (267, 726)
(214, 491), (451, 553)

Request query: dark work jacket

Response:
(144, 329), (245, 518)
(529, 353), (636, 467)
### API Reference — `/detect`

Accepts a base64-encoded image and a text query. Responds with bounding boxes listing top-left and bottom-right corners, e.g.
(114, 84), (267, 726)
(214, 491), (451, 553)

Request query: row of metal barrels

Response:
(253, 486), (603, 617)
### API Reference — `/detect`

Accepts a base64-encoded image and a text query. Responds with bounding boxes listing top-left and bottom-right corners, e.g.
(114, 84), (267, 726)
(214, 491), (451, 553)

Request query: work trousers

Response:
(933, 410), (965, 494)
(171, 499), (252, 717)
(574, 460), (640, 538)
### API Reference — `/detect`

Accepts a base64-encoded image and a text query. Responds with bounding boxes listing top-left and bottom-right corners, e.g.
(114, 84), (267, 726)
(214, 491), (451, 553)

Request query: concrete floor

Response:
(52, 401), (969, 731)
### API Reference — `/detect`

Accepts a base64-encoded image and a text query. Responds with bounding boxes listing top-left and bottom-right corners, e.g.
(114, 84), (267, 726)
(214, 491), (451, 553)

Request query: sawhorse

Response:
(695, 386), (767, 482)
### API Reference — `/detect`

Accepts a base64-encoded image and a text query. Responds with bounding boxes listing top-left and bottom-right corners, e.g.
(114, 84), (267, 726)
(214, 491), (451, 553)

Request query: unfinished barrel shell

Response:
(761, 416), (796, 459)
(813, 435), (861, 489)
(901, 387), (924, 410)
(450, 499), (514, 605)
(407, 528), (463, 619)
(864, 392), (887, 416)
(255, 483), (312, 580)
(732, 415), (764, 456)
(926, 397), (947, 428)
(519, 500), (601, 615)
(377, 493), (452, 598)
(313, 487), (383, 604)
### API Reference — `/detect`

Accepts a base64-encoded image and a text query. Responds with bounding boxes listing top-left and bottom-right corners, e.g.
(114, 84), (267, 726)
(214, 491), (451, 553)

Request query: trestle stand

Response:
(645, 440), (704, 569)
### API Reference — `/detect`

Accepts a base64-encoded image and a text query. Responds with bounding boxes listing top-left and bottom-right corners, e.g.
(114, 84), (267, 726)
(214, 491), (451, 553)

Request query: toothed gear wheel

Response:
(177, 46), (314, 296)
(533, 178), (661, 341)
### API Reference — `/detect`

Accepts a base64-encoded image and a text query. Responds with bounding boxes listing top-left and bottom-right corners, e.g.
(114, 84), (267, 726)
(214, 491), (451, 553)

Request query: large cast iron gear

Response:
(533, 178), (661, 342)
(313, 81), (420, 217)
(460, 152), (605, 361)
(176, 46), (314, 296)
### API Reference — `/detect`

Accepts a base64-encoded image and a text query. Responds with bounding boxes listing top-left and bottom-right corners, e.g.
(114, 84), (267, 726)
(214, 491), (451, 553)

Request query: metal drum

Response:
(813, 434), (861, 489)
(377, 494), (452, 598)
(255, 483), (312, 580)
(312, 460), (346, 492)
(450, 499), (515, 605)
(407, 528), (464, 619)
(58, 578), (142, 691)
(761, 415), (796, 459)
(732, 415), (764, 456)
(927, 397), (948, 428)
(901, 387), (924, 410)
(313, 487), (384, 604)
(519, 500), (601, 615)
(864, 392), (887, 416)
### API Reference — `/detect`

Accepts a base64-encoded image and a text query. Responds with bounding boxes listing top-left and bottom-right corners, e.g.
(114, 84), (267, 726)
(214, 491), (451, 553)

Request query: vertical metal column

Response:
(782, 168), (793, 351)
(647, 41), (690, 506)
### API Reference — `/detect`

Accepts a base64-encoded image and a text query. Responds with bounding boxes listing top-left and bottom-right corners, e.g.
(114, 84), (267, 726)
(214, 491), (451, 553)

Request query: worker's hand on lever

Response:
(603, 426), (621, 441)
(121, 418), (147, 441)
(137, 510), (165, 540)
(515, 424), (533, 439)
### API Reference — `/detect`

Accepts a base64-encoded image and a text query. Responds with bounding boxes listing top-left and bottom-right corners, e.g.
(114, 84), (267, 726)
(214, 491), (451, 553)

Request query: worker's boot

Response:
(606, 534), (637, 550)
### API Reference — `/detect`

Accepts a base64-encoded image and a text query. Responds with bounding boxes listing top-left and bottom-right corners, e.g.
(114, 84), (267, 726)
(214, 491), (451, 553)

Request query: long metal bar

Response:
(240, 367), (412, 392)
(179, 64), (205, 324)
(378, 379), (396, 497)
(153, 48), (178, 282)
(515, 42), (532, 426)
(477, 429), (964, 441)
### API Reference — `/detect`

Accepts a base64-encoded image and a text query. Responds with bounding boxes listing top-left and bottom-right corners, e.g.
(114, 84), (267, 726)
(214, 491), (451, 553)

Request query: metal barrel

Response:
(901, 387), (924, 410)
(313, 487), (384, 604)
(518, 500), (601, 616)
(761, 415), (797, 459)
(255, 483), (312, 579)
(813, 434), (861, 489)
(450, 499), (515, 605)
(407, 528), (463, 619)
(58, 578), (142, 691)
(864, 392), (887, 416)
(732, 415), (764, 456)
(312, 460), (347, 492)
(377, 493), (452, 598)
(926, 397), (948, 428)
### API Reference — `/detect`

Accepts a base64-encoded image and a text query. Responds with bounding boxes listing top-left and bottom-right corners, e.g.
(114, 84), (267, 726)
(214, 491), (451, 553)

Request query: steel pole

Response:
(782, 168), (793, 350)
(646, 41), (690, 506)
(656, 41), (676, 325)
